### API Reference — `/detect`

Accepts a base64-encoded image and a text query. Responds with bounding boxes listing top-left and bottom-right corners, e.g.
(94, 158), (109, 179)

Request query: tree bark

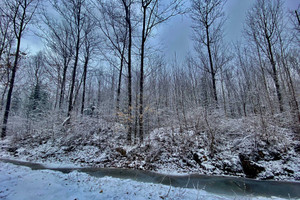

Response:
(139, 5), (147, 144)
(1, 27), (24, 138)
(206, 27), (218, 106)
(1, 44), (21, 137)
(59, 60), (68, 109)
(122, 0), (132, 144)
(67, 3), (82, 117)
(81, 55), (89, 114)
(266, 36), (283, 112)
(116, 49), (124, 114)
(256, 43), (274, 115)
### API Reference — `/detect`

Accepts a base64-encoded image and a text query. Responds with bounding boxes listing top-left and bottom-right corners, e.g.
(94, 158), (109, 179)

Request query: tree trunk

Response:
(0, 73), (9, 112)
(81, 55), (89, 114)
(116, 48), (124, 114)
(134, 85), (139, 144)
(266, 37), (283, 112)
(68, 23), (81, 117)
(123, 1), (132, 144)
(97, 78), (101, 107)
(139, 6), (146, 144)
(220, 71), (227, 116)
(206, 27), (218, 106)
(278, 36), (300, 123)
(1, 30), (23, 138)
(295, 10), (300, 26)
(256, 44), (274, 115)
(59, 61), (68, 109)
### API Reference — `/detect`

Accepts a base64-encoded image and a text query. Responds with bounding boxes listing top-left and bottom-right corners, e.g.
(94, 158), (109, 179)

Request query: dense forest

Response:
(0, 0), (299, 181)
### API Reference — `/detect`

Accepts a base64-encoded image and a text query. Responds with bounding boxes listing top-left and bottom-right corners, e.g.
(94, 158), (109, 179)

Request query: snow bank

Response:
(0, 162), (288, 200)
(0, 114), (299, 181)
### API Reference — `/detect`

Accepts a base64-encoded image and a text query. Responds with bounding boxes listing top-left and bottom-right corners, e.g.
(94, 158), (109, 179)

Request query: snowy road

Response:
(0, 162), (288, 200)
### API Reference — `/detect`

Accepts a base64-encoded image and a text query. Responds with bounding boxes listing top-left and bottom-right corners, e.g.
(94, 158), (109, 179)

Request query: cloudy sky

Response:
(159, 0), (299, 63)
(224, 0), (299, 41)
(21, 0), (300, 59)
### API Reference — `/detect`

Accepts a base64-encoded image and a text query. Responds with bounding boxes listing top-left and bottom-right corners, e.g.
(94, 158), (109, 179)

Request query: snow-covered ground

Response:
(0, 162), (289, 200)
(0, 114), (299, 187)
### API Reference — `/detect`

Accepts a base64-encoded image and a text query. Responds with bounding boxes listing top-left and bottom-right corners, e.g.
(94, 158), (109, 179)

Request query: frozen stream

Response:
(1, 158), (299, 199)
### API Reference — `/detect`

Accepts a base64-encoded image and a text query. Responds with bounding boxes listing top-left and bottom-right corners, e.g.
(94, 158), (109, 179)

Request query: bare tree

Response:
(50, 0), (86, 117)
(139, 0), (184, 143)
(93, 0), (128, 114)
(80, 12), (99, 114)
(0, 8), (14, 111)
(39, 9), (74, 110)
(27, 52), (46, 85)
(1, 0), (39, 138)
(290, 5), (300, 44)
(276, 16), (300, 123)
(191, 0), (226, 107)
(245, 0), (284, 112)
(67, 0), (85, 116)
(121, 0), (133, 144)
(0, 2), (14, 62)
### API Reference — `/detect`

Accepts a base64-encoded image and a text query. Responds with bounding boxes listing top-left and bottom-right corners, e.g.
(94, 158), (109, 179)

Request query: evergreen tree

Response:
(11, 91), (22, 115)
(26, 82), (49, 119)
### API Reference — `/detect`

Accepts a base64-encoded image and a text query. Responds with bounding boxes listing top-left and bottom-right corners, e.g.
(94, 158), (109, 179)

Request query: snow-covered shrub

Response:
(1, 107), (299, 180)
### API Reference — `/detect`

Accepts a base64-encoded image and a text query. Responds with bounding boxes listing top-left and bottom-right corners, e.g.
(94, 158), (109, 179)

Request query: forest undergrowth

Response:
(1, 108), (299, 181)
